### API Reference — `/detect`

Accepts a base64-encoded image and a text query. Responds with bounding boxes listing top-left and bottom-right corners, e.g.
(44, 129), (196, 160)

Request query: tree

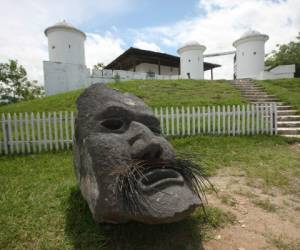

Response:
(265, 33), (300, 77)
(0, 59), (44, 104)
(93, 62), (105, 71)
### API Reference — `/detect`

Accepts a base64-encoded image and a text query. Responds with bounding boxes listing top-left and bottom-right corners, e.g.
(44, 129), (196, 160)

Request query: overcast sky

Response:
(0, 0), (299, 84)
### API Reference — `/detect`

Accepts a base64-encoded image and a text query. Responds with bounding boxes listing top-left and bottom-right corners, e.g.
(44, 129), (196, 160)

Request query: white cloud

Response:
(135, 0), (300, 79)
(0, 0), (131, 85)
(85, 33), (125, 68)
(1, 0), (299, 85)
(133, 40), (162, 52)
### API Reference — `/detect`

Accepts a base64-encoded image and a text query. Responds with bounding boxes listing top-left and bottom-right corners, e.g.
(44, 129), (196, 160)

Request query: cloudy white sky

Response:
(0, 0), (299, 84)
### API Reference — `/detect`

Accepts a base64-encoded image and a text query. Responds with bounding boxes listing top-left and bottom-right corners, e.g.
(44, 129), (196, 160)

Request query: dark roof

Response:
(105, 47), (220, 71)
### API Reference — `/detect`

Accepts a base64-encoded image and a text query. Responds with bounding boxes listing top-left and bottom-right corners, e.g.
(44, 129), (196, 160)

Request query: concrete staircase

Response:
(231, 79), (300, 137)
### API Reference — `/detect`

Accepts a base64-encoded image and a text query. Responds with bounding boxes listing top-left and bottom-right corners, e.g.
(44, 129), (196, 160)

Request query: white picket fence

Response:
(0, 104), (277, 155)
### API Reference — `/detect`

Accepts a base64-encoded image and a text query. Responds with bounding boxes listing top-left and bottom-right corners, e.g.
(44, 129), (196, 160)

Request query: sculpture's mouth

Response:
(138, 168), (184, 193)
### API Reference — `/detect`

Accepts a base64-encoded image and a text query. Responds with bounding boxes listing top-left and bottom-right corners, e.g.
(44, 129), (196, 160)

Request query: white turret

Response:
(177, 41), (206, 80)
(233, 30), (269, 79)
(45, 20), (86, 65)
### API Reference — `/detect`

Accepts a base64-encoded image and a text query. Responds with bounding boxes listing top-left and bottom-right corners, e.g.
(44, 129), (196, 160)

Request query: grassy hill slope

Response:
(256, 78), (300, 110)
(0, 80), (246, 113)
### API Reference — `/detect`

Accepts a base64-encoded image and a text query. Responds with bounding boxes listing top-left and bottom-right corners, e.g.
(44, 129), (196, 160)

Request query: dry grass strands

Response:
(115, 158), (214, 215)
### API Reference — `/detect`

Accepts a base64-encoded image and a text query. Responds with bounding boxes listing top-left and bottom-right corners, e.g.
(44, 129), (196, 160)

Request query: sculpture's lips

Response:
(138, 168), (184, 193)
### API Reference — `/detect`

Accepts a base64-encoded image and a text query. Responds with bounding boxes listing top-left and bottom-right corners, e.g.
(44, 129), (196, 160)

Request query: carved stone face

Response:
(74, 84), (202, 224)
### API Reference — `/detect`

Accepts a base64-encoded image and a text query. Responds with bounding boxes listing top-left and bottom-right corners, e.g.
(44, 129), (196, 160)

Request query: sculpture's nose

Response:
(131, 138), (162, 160)
(127, 121), (165, 160)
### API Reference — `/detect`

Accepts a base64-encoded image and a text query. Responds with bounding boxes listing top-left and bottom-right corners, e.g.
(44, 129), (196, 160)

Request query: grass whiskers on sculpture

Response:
(115, 158), (213, 216)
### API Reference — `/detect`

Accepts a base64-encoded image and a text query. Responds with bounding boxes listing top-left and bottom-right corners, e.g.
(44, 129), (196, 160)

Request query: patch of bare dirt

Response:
(203, 172), (300, 250)
(289, 143), (300, 153)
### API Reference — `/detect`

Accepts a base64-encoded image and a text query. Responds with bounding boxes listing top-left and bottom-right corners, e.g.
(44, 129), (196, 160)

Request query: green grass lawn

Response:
(0, 80), (246, 113)
(1, 136), (299, 249)
(1, 79), (299, 249)
(0, 148), (233, 250)
(256, 78), (300, 111)
(173, 135), (300, 194)
(109, 80), (246, 108)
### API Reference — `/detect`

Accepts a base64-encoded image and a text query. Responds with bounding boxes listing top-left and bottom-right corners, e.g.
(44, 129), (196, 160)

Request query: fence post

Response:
(251, 104), (255, 135)
(265, 104), (269, 134)
(187, 106), (191, 135)
(192, 106), (196, 135)
(202, 106), (206, 134)
(207, 106), (211, 135)
(256, 104), (260, 135)
(7, 113), (13, 154)
(37, 112), (42, 152)
(222, 105), (226, 134)
(165, 107), (169, 136)
(241, 105), (245, 135)
(260, 104), (264, 134)
(2, 114), (8, 155)
(20, 113), (25, 153)
(176, 107), (180, 135)
(171, 107), (175, 136)
(181, 106), (185, 136)
(212, 106), (216, 135)
(65, 111), (70, 149)
(13, 113), (19, 154)
(48, 112), (53, 151)
(232, 105), (236, 136)
(272, 103), (277, 135)
(217, 106), (221, 135)
(42, 112), (47, 151)
(246, 104), (250, 135)
(269, 104), (273, 135)
(227, 105), (231, 135)
(197, 106), (200, 134)
(31, 112), (36, 153)
(25, 112), (31, 153)
(237, 105), (240, 135)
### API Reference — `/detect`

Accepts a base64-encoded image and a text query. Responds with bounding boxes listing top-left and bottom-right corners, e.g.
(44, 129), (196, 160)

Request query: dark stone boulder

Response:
(73, 84), (206, 224)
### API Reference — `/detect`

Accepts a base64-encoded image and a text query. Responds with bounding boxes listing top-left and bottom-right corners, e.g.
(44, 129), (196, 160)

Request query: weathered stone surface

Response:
(73, 84), (202, 224)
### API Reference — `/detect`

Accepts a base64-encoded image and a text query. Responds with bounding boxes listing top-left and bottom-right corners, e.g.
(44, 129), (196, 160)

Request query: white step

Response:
(277, 110), (298, 115)
(278, 127), (300, 135)
(278, 115), (300, 121)
(251, 102), (286, 105)
(277, 121), (300, 128)
(243, 95), (276, 98)
(281, 135), (300, 138)
(248, 99), (279, 102)
(277, 106), (294, 110)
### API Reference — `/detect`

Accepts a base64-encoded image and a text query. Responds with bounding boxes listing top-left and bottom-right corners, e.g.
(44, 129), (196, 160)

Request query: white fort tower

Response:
(233, 30), (269, 79)
(45, 20), (86, 65)
(177, 41), (206, 79)
(43, 20), (89, 96)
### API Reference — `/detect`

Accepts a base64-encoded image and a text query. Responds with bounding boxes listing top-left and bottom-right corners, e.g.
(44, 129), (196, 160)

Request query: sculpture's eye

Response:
(101, 119), (124, 131)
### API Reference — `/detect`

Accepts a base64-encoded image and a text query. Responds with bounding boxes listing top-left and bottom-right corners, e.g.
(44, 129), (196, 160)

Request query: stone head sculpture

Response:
(74, 84), (208, 224)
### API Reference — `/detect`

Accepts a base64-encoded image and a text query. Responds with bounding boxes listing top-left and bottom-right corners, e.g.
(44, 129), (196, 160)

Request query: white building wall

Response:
(179, 50), (204, 79)
(131, 63), (179, 76)
(177, 43), (206, 80)
(269, 64), (295, 75)
(235, 40), (265, 79)
(47, 29), (86, 65)
(43, 61), (90, 95)
(160, 65), (179, 75)
(256, 64), (295, 80)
